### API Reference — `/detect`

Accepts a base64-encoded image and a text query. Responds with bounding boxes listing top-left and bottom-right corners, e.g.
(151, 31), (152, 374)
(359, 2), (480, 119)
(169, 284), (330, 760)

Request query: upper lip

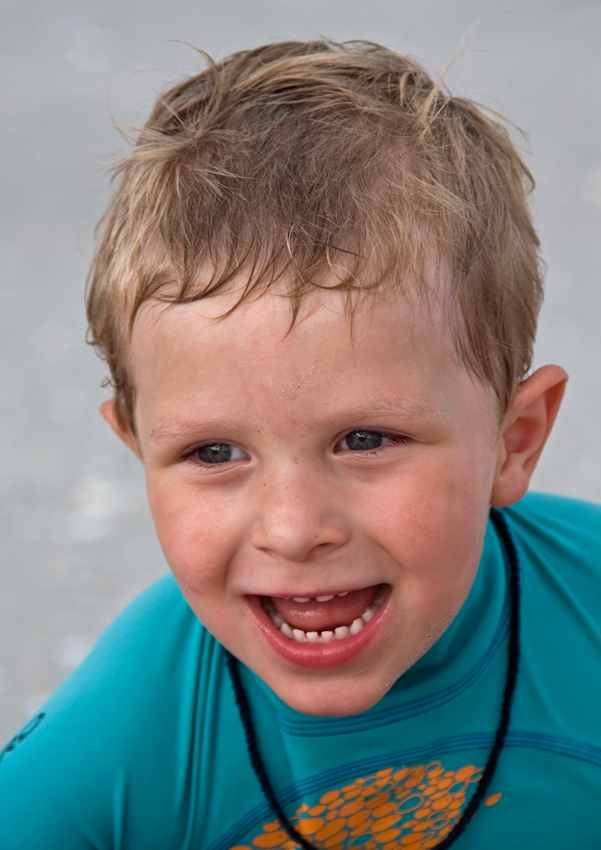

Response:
(263, 591), (350, 598)
(250, 583), (384, 598)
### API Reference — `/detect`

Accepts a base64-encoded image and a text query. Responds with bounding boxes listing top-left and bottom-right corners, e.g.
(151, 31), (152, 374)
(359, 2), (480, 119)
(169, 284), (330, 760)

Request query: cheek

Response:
(359, 457), (491, 603)
(367, 456), (489, 540)
(146, 477), (239, 583)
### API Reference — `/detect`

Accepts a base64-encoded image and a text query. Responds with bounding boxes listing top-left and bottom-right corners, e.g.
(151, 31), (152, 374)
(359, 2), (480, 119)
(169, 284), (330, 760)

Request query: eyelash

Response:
(183, 443), (248, 467)
(183, 429), (408, 467)
(336, 430), (408, 456)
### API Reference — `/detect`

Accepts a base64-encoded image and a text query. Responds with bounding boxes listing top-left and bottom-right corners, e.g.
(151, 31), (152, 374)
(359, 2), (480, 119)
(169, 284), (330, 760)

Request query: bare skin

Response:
(102, 287), (566, 716)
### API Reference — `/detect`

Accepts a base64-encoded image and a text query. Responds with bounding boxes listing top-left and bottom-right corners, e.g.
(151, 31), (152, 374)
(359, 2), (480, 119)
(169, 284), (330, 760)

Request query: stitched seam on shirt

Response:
(0, 713), (45, 766)
(505, 730), (601, 765)
(207, 729), (601, 850)
(276, 521), (520, 737)
(277, 600), (510, 736)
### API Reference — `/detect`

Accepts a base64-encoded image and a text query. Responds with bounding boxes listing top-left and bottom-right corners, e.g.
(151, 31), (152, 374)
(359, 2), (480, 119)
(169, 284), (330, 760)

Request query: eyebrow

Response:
(305, 397), (443, 428)
(149, 397), (442, 443)
(149, 417), (248, 442)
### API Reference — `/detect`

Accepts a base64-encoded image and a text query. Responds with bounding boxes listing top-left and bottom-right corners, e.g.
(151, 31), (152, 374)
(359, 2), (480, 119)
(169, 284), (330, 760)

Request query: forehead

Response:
(129, 286), (496, 441)
(137, 262), (449, 330)
(130, 285), (450, 379)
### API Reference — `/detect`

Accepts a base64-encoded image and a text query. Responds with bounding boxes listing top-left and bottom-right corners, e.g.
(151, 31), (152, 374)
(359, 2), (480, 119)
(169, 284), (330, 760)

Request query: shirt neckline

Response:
(248, 515), (510, 735)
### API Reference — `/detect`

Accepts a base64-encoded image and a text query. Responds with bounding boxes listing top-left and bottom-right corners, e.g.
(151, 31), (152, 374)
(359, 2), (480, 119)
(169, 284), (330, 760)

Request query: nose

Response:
(250, 464), (350, 562)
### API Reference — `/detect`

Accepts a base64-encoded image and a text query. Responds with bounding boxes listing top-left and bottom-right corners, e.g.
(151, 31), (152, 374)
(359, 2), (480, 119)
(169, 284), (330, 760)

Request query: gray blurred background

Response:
(1, 0), (600, 741)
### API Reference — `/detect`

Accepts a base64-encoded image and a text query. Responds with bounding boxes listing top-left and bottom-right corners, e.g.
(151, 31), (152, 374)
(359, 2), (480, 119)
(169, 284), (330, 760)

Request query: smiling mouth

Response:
(260, 585), (387, 643)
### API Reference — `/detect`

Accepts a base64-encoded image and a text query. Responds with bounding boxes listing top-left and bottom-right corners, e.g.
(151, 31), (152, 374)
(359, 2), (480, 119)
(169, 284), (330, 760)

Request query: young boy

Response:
(2, 39), (601, 850)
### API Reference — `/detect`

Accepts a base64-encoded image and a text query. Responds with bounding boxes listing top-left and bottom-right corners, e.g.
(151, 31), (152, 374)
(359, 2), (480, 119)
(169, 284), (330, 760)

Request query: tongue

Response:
(270, 586), (379, 631)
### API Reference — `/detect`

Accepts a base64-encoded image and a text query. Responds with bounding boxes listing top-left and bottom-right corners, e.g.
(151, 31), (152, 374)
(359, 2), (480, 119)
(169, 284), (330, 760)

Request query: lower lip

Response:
(246, 589), (390, 669)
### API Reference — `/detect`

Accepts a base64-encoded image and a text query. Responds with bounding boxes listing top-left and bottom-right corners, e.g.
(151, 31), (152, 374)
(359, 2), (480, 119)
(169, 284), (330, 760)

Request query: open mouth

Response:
(249, 584), (389, 668)
(261, 585), (387, 643)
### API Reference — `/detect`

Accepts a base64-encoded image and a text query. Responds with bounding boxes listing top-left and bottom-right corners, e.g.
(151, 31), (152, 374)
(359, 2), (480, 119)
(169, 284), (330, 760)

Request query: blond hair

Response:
(86, 39), (543, 428)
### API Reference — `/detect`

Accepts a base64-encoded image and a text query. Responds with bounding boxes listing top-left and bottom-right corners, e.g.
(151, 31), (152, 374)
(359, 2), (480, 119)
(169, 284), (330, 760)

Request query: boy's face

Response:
(124, 286), (504, 716)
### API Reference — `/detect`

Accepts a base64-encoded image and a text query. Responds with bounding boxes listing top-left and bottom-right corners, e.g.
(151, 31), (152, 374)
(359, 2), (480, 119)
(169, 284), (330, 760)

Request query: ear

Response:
(99, 399), (141, 460)
(491, 365), (568, 507)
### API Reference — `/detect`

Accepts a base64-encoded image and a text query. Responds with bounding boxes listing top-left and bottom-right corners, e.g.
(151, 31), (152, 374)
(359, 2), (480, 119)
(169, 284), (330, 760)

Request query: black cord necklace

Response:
(226, 507), (521, 850)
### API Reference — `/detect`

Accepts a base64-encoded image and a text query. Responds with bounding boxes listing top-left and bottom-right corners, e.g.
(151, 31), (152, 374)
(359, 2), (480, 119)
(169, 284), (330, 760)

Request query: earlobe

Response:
(491, 365), (568, 507)
(99, 399), (141, 459)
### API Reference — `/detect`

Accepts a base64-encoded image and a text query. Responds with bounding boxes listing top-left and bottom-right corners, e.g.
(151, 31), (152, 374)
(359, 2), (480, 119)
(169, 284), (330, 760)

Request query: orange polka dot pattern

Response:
(230, 761), (502, 850)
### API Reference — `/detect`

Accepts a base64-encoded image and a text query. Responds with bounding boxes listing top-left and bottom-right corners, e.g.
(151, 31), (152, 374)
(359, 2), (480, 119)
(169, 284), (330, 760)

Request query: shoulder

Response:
(505, 490), (601, 530)
(47, 573), (212, 702)
(504, 491), (601, 571)
(30, 572), (223, 732)
(82, 572), (201, 665)
(503, 494), (601, 741)
(0, 575), (227, 848)
(502, 491), (601, 612)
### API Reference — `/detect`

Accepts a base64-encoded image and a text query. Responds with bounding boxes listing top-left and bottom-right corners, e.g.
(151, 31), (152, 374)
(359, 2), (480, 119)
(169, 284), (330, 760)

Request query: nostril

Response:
(250, 516), (350, 562)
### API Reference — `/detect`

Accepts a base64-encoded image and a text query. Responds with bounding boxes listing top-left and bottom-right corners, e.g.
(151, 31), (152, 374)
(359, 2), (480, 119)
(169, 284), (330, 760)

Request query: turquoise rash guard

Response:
(2, 493), (601, 849)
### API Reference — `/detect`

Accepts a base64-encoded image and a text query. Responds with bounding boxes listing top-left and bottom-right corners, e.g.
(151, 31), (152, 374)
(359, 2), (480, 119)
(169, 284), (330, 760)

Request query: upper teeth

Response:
(266, 587), (386, 643)
(287, 592), (350, 603)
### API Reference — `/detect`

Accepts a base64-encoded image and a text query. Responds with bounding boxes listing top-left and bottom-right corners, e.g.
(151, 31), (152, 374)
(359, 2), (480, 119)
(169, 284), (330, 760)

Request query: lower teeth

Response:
(266, 587), (386, 643)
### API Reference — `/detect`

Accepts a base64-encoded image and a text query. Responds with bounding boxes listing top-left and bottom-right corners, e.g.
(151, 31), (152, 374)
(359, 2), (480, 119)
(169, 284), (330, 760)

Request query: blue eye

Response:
(195, 444), (246, 464)
(340, 431), (389, 451)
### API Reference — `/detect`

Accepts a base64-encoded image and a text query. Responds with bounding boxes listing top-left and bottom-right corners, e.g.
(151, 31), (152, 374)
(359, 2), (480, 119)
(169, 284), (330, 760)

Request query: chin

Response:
(268, 671), (396, 717)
